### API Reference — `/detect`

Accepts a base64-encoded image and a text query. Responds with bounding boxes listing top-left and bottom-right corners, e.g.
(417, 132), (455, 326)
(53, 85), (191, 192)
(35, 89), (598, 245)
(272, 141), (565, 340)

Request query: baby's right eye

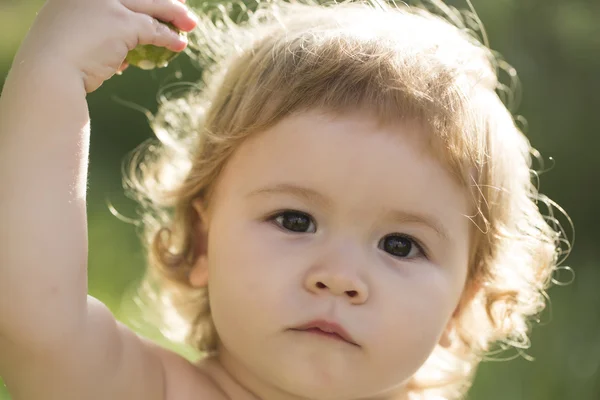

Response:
(270, 210), (316, 233)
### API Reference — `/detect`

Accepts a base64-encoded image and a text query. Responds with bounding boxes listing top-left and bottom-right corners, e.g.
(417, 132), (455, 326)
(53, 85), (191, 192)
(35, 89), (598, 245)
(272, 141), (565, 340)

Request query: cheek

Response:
(206, 219), (295, 336)
(370, 269), (459, 368)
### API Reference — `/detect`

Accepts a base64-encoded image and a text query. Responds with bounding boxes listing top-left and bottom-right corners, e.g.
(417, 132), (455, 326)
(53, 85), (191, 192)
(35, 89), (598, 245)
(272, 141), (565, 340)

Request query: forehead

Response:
(210, 109), (470, 220)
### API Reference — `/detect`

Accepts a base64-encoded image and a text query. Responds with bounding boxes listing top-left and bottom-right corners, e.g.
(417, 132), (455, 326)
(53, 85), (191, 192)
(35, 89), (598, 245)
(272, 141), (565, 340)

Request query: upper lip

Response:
(292, 319), (359, 346)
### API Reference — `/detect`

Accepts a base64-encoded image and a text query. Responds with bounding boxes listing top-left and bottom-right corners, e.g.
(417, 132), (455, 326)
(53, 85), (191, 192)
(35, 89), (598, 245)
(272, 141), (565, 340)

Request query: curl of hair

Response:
(122, 0), (570, 398)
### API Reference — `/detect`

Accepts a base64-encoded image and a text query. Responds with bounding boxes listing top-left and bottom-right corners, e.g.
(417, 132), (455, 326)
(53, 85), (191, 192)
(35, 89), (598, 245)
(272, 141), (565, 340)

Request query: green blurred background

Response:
(1, 0), (599, 399)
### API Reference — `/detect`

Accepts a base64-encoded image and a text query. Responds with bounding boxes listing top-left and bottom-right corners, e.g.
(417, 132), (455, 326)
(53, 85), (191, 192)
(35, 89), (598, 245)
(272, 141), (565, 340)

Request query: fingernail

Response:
(188, 10), (199, 23)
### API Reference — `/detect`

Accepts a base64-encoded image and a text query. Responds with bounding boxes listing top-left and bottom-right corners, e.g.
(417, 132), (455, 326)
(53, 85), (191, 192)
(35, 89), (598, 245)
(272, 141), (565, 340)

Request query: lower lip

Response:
(293, 328), (350, 343)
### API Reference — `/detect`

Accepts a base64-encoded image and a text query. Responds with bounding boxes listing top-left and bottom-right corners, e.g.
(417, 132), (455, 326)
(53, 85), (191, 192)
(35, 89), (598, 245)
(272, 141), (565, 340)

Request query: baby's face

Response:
(196, 110), (472, 399)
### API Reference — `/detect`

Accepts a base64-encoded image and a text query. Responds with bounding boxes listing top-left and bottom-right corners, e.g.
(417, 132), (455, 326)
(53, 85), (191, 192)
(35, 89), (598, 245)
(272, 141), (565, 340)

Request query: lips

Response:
(291, 319), (359, 346)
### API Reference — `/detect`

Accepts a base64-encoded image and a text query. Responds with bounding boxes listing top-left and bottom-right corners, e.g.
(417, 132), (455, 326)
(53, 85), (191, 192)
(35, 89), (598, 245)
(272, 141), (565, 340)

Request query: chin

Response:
(268, 363), (389, 400)
(283, 381), (364, 400)
(267, 347), (418, 400)
(279, 378), (408, 400)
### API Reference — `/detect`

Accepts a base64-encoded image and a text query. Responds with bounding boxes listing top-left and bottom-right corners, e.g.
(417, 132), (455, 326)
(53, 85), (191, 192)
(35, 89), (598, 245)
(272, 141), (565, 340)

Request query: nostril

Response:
(316, 282), (327, 289)
(346, 290), (358, 298)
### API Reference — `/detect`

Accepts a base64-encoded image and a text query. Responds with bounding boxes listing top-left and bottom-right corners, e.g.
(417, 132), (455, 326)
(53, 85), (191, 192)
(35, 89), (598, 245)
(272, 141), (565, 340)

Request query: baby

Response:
(0, 0), (565, 399)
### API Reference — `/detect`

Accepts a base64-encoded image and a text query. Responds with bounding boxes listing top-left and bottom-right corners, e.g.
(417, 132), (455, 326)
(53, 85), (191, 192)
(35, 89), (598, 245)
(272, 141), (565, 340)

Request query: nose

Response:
(304, 251), (369, 305)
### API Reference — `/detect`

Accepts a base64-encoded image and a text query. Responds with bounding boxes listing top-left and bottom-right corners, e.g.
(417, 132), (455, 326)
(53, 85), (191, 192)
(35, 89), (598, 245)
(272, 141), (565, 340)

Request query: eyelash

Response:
(265, 209), (429, 260)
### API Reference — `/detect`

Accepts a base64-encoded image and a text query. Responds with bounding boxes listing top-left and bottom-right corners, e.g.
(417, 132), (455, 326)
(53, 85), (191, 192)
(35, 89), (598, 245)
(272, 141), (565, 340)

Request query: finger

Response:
(115, 62), (130, 75)
(136, 14), (189, 52)
(122, 0), (198, 32)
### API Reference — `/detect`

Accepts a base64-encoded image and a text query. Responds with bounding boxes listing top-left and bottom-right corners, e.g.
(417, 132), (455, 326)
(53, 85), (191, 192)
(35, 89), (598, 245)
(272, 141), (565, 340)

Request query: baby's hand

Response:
(20, 0), (198, 93)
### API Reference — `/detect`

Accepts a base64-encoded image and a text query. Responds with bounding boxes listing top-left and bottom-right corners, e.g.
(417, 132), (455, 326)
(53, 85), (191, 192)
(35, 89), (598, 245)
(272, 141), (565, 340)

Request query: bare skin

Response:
(0, 0), (210, 399)
(188, 111), (471, 400)
(0, 1), (471, 399)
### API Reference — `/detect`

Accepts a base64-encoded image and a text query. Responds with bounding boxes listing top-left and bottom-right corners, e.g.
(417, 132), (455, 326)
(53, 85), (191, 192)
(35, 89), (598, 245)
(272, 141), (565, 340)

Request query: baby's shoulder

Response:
(151, 345), (228, 400)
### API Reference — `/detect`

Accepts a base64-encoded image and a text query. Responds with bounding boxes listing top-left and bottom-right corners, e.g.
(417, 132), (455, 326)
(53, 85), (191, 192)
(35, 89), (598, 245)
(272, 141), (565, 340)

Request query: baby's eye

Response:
(271, 210), (316, 233)
(379, 234), (427, 259)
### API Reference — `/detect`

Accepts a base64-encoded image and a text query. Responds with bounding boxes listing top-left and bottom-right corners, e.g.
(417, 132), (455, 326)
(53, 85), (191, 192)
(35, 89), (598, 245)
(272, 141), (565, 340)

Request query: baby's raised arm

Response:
(0, 0), (197, 399)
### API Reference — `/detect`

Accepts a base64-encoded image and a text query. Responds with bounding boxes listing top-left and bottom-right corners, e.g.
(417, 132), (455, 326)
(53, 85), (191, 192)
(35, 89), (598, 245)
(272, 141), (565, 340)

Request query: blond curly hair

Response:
(122, 0), (567, 398)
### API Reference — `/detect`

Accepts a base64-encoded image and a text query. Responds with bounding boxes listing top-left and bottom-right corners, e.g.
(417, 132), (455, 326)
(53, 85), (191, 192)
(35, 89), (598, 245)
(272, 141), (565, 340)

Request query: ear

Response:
(453, 277), (482, 319)
(189, 255), (209, 288)
(439, 278), (482, 349)
(439, 323), (453, 349)
(189, 198), (210, 288)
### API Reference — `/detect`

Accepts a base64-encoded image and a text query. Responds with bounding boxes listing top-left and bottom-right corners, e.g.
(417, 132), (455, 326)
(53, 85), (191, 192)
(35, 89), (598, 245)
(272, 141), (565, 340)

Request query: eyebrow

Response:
(246, 183), (450, 241)
(247, 183), (333, 209)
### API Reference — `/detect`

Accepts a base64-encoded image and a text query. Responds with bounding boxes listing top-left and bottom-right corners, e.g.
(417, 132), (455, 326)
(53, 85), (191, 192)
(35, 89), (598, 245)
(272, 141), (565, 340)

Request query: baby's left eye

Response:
(379, 234), (426, 259)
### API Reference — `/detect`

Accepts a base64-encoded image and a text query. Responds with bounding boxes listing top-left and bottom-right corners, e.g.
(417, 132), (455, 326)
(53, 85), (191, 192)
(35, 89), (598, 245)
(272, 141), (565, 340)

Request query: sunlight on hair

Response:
(111, 1), (572, 398)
